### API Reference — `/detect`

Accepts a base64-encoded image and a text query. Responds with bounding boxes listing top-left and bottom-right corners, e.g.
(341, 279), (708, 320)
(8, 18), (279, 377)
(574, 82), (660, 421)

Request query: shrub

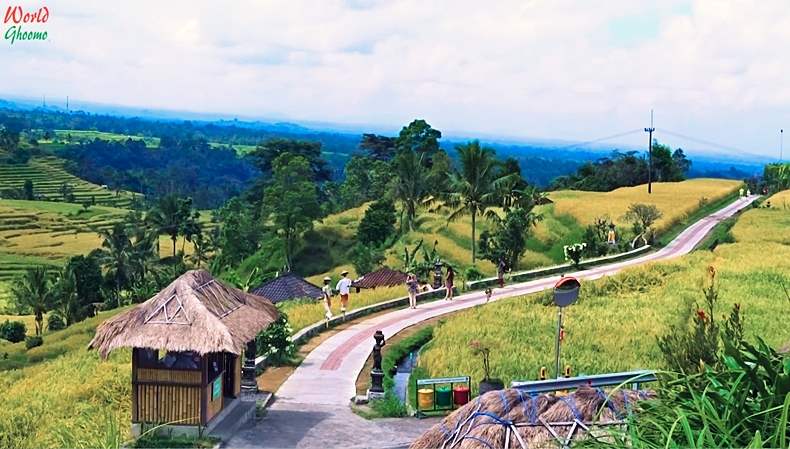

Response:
(255, 313), (295, 365)
(0, 320), (26, 343)
(357, 200), (397, 246)
(25, 335), (43, 349)
(563, 242), (586, 266)
(349, 242), (385, 276)
(464, 265), (484, 282)
(47, 314), (66, 331)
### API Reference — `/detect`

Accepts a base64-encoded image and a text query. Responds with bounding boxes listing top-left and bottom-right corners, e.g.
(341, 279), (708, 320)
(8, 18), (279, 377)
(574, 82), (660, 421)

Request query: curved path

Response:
(227, 195), (758, 449)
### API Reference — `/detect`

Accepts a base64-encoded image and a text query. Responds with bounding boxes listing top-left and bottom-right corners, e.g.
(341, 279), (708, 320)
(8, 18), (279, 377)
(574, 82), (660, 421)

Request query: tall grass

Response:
(277, 285), (406, 333)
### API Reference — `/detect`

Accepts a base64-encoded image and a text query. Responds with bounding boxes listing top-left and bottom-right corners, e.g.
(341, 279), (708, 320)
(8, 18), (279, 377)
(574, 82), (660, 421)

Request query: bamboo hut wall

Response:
(233, 356), (241, 397)
(134, 383), (201, 425)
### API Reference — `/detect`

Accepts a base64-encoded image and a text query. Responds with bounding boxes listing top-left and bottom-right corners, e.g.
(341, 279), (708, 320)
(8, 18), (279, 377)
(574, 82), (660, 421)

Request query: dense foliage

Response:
(60, 137), (256, 208)
(551, 144), (691, 191)
(0, 320), (26, 343)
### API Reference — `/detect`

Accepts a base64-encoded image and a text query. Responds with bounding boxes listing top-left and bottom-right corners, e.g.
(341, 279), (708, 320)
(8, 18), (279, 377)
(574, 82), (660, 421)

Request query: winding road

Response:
(226, 195), (758, 449)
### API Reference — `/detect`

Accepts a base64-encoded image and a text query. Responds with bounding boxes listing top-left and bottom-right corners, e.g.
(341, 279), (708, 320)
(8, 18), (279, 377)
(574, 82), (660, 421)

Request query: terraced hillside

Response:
(0, 155), (140, 207)
(294, 179), (742, 282)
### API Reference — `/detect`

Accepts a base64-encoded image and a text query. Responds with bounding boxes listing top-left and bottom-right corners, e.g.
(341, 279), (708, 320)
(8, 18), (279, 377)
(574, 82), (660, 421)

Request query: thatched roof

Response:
(250, 272), (323, 303)
(89, 270), (279, 359)
(410, 386), (653, 449)
(352, 267), (408, 289)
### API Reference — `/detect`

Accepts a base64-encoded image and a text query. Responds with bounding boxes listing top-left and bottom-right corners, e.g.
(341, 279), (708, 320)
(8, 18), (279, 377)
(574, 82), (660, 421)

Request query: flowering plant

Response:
(563, 242), (587, 266)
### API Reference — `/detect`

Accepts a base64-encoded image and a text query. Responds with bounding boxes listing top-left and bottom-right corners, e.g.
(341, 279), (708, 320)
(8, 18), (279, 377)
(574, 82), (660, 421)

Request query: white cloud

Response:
(0, 0), (788, 157)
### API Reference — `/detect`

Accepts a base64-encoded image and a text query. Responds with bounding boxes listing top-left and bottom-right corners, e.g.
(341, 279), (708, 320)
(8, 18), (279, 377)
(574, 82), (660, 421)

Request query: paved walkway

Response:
(226, 195), (757, 448)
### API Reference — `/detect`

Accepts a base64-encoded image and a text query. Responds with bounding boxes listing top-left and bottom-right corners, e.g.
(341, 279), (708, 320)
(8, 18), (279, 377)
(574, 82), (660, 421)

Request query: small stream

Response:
(393, 350), (418, 402)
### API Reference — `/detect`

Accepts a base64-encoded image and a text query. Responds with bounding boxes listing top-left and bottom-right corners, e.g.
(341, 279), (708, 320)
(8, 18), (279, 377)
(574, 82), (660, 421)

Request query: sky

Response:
(1, 0), (789, 159)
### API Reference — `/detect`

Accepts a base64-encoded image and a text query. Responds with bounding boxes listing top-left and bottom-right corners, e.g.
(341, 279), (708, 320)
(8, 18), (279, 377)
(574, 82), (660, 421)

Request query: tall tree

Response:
(338, 155), (393, 208)
(359, 134), (397, 161)
(392, 149), (430, 231)
(357, 199), (397, 246)
(479, 207), (542, 270)
(249, 138), (331, 182)
(60, 255), (103, 324)
(444, 141), (503, 263)
(396, 120), (442, 162)
(11, 267), (53, 336)
(147, 195), (192, 257)
(96, 223), (134, 305)
(262, 154), (321, 271)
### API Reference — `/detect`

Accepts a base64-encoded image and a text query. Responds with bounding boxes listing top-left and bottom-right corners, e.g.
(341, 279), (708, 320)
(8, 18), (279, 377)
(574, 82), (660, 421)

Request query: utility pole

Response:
(66, 96), (69, 111)
(781, 129), (784, 161)
(644, 110), (655, 194)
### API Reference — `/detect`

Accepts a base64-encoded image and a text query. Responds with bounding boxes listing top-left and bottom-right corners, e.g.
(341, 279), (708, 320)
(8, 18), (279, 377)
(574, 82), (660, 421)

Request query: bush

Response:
(255, 313), (295, 365)
(0, 320), (26, 343)
(47, 314), (66, 331)
(349, 242), (385, 276)
(357, 200), (397, 246)
(464, 266), (484, 282)
(25, 335), (43, 349)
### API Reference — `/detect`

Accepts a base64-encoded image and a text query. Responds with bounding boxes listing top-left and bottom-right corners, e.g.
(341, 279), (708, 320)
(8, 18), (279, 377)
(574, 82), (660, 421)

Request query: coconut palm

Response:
(146, 195), (192, 257)
(11, 266), (54, 336)
(52, 267), (79, 326)
(392, 149), (430, 232)
(444, 141), (509, 263)
(96, 223), (134, 306)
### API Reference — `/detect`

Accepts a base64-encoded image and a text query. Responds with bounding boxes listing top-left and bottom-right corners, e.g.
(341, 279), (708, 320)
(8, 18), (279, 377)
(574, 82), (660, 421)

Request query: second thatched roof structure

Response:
(89, 269), (279, 359)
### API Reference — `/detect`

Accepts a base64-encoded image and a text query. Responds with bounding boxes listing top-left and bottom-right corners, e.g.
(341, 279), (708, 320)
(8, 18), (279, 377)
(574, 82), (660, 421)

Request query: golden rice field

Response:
(419, 189), (789, 388)
(279, 285), (405, 333)
(550, 178), (741, 234)
(0, 309), (133, 449)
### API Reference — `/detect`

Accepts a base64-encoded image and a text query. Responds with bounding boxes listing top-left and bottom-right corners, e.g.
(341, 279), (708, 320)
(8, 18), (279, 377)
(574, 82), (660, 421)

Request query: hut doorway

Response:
(223, 354), (238, 397)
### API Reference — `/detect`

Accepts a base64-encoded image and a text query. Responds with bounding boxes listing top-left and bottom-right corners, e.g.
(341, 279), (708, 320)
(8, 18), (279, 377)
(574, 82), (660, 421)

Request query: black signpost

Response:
(553, 276), (581, 378)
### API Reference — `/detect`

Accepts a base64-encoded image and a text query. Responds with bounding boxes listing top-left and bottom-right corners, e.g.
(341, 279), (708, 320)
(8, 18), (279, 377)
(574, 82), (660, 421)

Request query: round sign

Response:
(553, 276), (581, 307)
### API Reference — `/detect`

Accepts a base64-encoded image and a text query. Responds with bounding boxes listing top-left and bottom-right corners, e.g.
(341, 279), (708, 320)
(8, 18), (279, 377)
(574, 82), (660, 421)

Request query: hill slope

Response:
(420, 190), (790, 385)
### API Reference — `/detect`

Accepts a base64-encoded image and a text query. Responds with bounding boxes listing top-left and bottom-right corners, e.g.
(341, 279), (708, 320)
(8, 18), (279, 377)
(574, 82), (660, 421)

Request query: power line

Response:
(553, 129), (643, 151)
(656, 128), (767, 160)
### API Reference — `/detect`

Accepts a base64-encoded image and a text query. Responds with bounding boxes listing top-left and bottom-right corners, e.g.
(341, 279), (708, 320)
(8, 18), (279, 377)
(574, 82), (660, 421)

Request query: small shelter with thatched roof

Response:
(90, 270), (278, 435)
(249, 272), (323, 304)
(352, 267), (408, 291)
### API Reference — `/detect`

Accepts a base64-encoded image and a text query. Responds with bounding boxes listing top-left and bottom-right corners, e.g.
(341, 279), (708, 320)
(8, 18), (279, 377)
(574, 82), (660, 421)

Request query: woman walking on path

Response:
(444, 266), (455, 301)
(406, 273), (419, 309)
(497, 258), (507, 288)
(321, 276), (333, 320)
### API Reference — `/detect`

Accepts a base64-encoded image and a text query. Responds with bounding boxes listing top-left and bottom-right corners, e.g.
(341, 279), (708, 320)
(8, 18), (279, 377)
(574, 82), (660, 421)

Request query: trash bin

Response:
(453, 386), (470, 406)
(436, 386), (452, 408)
(417, 388), (434, 410)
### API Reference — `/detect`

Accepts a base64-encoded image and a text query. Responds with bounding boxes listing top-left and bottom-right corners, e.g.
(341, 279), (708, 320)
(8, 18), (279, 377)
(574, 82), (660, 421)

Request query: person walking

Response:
(497, 258), (507, 288)
(406, 273), (419, 309)
(335, 270), (352, 318)
(444, 265), (455, 301)
(321, 276), (333, 320)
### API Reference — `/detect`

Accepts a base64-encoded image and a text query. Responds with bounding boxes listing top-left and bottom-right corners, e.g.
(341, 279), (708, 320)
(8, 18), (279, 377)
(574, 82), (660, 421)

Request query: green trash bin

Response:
(436, 386), (453, 408)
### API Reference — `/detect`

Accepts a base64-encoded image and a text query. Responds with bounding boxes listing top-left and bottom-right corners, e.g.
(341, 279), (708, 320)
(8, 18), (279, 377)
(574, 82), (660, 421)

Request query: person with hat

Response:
(335, 270), (353, 317)
(322, 276), (333, 320)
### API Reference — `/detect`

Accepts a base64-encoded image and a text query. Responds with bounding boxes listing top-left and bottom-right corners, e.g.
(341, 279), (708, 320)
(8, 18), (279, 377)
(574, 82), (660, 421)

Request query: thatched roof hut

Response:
(90, 269), (279, 359)
(410, 386), (653, 449)
(249, 272), (323, 304)
(352, 267), (408, 289)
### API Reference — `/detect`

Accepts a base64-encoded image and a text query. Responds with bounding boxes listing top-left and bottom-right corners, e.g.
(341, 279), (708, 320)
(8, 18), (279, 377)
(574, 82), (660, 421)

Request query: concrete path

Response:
(225, 195), (757, 449)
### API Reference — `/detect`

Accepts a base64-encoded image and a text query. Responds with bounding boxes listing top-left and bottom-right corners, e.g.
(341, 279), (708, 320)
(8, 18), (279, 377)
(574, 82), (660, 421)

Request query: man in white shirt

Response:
(335, 270), (352, 316)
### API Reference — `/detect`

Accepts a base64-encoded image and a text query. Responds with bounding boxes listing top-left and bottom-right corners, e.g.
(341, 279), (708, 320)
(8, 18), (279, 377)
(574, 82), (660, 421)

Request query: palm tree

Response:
(146, 195), (191, 257)
(96, 223), (133, 306)
(11, 266), (53, 336)
(444, 141), (506, 263)
(52, 267), (78, 326)
(392, 150), (430, 231)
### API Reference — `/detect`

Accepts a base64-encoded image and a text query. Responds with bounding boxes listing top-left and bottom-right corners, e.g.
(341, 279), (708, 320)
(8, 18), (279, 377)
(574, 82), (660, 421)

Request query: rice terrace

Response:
(1, 2), (790, 449)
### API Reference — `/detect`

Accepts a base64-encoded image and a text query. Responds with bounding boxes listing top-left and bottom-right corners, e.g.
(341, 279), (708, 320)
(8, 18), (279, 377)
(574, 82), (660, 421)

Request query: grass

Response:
(418, 189), (790, 391)
(551, 178), (741, 235)
(278, 285), (405, 333)
(0, 307), (133, 449)
(0, 156), (141, 207)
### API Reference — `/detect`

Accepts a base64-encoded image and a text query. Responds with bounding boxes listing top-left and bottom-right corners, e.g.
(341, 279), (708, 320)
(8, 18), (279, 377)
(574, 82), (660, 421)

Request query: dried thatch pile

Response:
(89, 270), (279, 359)
(410, 386), (653, 449)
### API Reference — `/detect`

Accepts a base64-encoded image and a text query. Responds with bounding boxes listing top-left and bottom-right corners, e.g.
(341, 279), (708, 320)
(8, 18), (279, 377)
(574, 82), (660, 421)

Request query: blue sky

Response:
(0, 0), (788, 159)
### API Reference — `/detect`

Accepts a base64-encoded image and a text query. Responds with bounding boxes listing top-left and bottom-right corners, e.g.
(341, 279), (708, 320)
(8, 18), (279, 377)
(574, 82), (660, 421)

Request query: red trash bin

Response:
(453, 386), (470, 406)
